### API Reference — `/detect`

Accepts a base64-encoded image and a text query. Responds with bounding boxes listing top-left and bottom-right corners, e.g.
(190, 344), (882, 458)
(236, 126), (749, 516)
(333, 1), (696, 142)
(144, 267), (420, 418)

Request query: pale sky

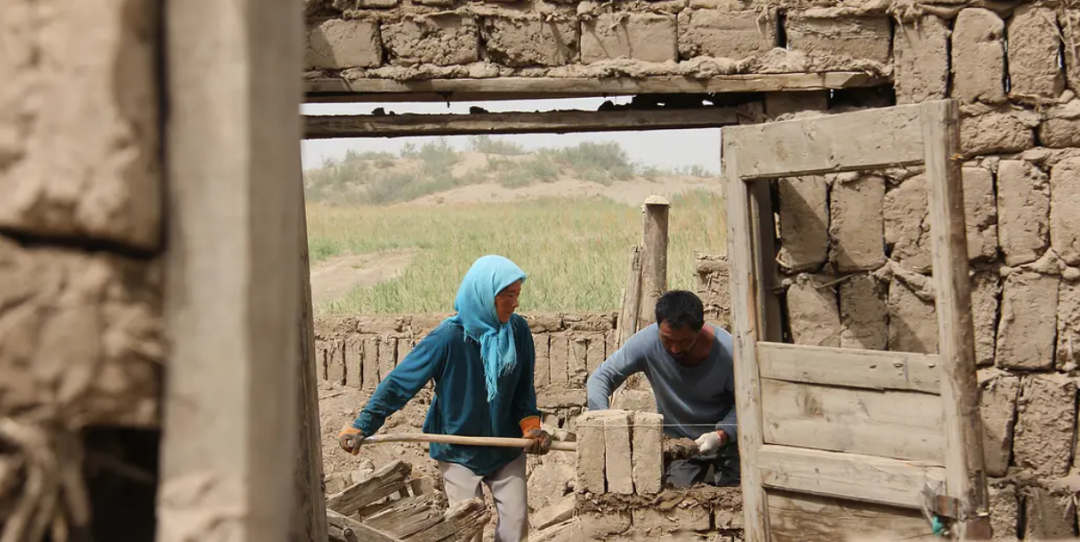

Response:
(300, 97), (722, 173)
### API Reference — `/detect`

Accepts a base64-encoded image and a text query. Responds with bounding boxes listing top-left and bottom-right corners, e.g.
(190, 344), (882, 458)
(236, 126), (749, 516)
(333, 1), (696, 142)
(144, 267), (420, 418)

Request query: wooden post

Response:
(723, 141), (770, 542)
(638, 196), (670, 329)
(618, 245), (643, 347)
(921, 99), (992, 540)
(295, 185), (330, 542)
(157, 1), (304, 542)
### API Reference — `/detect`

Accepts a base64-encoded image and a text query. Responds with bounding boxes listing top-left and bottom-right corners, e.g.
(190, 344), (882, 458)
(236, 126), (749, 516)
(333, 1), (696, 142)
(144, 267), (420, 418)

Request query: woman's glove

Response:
(338, 426), (364, 456)
(524, 429), (552, 455)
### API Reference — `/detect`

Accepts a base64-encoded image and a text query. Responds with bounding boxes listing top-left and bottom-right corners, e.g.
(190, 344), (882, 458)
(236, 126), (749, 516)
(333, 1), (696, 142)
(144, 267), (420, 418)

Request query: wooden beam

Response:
(921, 99), (993, 539)
(305, 107), (750, 139)
(638, 196), (670, 329)
(327, 510), (404, 542)
(758, 445), (947, 509)
(723, 137), (770, 542)
(326, 460), (412, 516)
(724, 103), (926, 180)
(157, 1), (303, 541)
(294, 181), (329, 542)
(617, 245), (643, 347)
(761, 379), (945, 463)
(766, 491), (938, 542)
(304, 72), (887, 102)
(757, 342), (942, 394)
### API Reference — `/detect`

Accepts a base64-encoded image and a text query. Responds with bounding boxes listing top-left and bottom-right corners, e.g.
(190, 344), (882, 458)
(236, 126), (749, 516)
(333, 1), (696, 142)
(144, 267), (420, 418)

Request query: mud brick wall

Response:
(314, 312), (617, 417)
(0, 0), (164, 428)
(766, 5), (1080, 538)
(302, 0), (897, 84)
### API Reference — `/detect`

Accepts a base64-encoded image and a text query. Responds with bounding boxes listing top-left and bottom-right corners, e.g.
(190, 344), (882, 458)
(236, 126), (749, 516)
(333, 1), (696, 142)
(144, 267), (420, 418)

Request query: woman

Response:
(338, 254), (551, 542)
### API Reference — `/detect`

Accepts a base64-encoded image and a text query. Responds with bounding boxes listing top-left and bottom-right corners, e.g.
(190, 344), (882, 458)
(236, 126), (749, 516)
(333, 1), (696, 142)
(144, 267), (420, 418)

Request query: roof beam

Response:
(304, 72), (887, 103)
(304, 106), (758, 139)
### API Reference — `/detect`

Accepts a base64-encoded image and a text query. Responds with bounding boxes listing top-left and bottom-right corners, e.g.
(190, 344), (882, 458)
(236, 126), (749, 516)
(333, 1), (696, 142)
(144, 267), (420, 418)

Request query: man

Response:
(586, 290), (739, 488)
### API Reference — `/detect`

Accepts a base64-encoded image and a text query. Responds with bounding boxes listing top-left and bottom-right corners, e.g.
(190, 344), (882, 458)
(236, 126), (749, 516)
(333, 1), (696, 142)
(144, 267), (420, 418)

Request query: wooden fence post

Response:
(638, 196), (670, 329)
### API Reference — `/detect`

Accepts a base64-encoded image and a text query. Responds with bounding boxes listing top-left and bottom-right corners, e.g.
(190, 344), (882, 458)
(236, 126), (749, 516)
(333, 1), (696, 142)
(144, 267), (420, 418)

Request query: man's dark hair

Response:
(655, 290), (705, 331)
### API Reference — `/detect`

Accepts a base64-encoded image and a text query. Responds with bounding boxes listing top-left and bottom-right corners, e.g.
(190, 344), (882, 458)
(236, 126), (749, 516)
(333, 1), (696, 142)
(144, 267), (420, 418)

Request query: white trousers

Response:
(438, 453), (529, 542)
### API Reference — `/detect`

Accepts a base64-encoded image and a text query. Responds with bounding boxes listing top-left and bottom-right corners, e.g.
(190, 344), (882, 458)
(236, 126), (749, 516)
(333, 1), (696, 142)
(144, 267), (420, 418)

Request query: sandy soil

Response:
(405, 175), (721, 207)
(310, 249), (416, 305)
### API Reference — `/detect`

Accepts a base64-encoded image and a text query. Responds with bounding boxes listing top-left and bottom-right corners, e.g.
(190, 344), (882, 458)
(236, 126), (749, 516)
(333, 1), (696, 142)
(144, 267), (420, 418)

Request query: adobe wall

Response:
(0, 0), (164, 536)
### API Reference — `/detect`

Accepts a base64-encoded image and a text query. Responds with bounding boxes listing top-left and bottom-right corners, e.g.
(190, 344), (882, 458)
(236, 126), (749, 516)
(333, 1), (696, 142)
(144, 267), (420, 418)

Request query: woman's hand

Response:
(523, 429), (552, 455)
(338, 426), (364, 456)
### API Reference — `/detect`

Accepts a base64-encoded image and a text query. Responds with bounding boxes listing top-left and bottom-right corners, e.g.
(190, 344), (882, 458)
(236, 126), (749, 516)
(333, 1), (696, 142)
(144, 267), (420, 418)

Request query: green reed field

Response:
(307, 190), (727, 315)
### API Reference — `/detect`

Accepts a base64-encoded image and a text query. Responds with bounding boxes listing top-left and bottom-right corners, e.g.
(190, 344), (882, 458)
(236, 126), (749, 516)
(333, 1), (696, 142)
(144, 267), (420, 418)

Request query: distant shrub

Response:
(470, 135), (527, 156)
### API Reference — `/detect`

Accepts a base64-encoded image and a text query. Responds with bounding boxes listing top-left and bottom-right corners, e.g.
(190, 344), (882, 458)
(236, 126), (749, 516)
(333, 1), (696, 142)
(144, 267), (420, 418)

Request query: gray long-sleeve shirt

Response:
(586, 323), (738, 442)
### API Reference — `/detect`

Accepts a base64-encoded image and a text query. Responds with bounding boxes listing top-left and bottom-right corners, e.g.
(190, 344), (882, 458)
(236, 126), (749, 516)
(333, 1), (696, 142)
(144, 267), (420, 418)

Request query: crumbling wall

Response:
(0, 0), (164, 537)
(769, 5), (1080, 538)
(303, 0), (895, 84)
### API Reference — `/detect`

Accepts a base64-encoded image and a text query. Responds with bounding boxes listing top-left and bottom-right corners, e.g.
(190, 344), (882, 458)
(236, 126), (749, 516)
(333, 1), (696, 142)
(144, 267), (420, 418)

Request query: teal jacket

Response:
(352, 314), (541, 476)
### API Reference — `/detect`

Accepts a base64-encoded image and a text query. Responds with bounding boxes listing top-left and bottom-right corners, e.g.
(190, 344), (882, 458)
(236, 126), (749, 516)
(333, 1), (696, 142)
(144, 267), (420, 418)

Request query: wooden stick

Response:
(638, 196), (670, 329)
(361, 433), (577, 452)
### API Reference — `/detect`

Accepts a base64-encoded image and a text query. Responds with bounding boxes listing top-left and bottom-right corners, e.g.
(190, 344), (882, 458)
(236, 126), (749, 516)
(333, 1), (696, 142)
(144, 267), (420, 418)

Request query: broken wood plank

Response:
(757, 445), (947, 509)
(326, 460), (412, 515)
(618, 245), (643, 347)
(766, 491), (937, 542)
(327, 510), (404, 542)
(757, 342), (942, 394)
(725, 103), (925, 180)
(364, 495), (444, 539)
(921, 99), (992, 539)
(304, 72), (886, 102)
(761, 379), (945, 463)
(638, 197), (670, 330)
(355, 483), (410, 519)
(406, 498), (490, 542)
(305, 107), (748, 139)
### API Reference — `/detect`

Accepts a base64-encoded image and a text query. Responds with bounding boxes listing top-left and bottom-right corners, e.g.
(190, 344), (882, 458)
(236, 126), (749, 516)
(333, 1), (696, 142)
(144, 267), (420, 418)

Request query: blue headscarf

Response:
(445, 255), (527, 402)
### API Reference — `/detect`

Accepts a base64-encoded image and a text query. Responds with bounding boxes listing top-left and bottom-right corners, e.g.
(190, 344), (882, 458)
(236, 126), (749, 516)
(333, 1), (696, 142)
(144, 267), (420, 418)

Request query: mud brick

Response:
(952, 8), (1006, 103)
(1013, 373), (1076, 478)
(582, 12), (677, 63)
(960, 109), (1036, 156)
(378, 337), (397, 381)
(481, 18), (578, 67)
(397, 338), (414, 364)
(1051, 157), (1080, 266)
(963, 166), (999, 262)
(776, 176), (828, 273)
(971, 270), (1001, 367)
(631, 411), (663, 495)
(885, 174), (932, 273)
(382, 15), (479, 66)
(327, 339), (345, 385)
(839, 273), (887, 351)
(978, 371), (1019, 477)
(786, 15), (891, 65)
(677, 9), (775, 60)
(345, 336), (364, 388)
(1007, 6), (1064, 100)
(315, 340), (329, 381)
(305, 18), (382, 69)
(888, 277), (938, 354)
(575, 410), (611, 494)
(997, 160), (1049, 266)
(894, 15), (949, 104)
(1023, 486), (1076, 540)
(1058, 280), (1080, 370)
(603, 410), (633, 494)
(989, 482), (1018, 542)
(362, 336), (380, 391)
(569, 337), (588, 388)
(829, 175), (886, 272)
(549, 334), (570, 386)
(787, 273), (841, 347)
(996, 271), (1058, 371)
(585, 335), (605, 375)
(534, 334), (551, 388)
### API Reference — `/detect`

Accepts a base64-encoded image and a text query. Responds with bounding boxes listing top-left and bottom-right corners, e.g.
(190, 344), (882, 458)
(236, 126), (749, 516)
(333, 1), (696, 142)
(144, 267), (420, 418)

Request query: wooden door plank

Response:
(921, 99), (993, 538)
(750, 183), (783, 343)
(767, 491), (938, 542)
(758, 445), (946, 509)
(723, 137), (770, 542)
(724, 104), (925, 180)
(758, 342), (942, 394)
(761, 379), (945, 463)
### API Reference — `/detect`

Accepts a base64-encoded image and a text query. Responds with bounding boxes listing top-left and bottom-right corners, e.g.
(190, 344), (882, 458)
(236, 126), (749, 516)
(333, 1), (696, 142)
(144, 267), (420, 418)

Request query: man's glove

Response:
(524, 429), (552, 455)
(695, 430), (728, 455)
(338, 426), (364, 456)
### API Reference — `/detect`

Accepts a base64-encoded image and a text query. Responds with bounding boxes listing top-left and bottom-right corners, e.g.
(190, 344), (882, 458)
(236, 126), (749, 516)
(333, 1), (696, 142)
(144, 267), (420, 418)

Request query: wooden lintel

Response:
(304, 107), (750, 139)
(304, 72), (887, 103)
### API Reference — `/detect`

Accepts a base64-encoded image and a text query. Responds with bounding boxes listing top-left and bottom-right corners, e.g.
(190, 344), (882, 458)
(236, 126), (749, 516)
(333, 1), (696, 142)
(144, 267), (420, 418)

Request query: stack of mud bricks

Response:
(314, 312), (619, 428)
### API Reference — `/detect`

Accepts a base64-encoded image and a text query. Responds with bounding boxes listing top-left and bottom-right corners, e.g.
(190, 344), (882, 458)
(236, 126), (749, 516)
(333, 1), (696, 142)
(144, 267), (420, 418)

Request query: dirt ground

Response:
(310, 249), (417, 305)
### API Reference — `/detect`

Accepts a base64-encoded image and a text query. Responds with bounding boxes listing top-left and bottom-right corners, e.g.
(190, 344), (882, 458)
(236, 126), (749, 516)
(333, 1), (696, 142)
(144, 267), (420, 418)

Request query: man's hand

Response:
(338, 426), (364, 456)
(695, 430), (728, 455)
(523, 429), (552, 455)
